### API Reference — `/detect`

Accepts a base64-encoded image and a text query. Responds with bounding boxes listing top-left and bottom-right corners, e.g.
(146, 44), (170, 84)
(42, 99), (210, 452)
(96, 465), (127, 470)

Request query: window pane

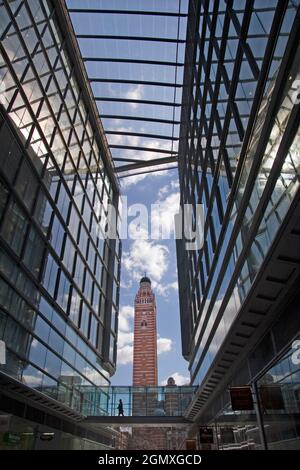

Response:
(56, 270), (70, 312)
(41, 252), (59, 298)
(15, 159), (38, 211)
(0, 123), (22, 183)
(23, 226), (44, 277)
(1, 200), (28, 256)
(0, 179), (9, 219)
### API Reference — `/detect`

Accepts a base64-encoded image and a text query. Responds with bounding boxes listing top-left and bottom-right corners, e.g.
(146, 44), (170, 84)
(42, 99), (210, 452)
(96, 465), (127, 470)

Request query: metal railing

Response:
(80, 385), (197, 417)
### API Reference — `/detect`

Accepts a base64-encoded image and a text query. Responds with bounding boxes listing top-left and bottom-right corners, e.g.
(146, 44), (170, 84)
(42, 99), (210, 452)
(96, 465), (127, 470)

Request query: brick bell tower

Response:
(132, 276), (158, 386)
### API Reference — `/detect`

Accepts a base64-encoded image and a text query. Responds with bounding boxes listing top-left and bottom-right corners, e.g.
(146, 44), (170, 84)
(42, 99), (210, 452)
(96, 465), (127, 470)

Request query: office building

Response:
(0, 0), (121, 449)
(177, 0), (300, 449)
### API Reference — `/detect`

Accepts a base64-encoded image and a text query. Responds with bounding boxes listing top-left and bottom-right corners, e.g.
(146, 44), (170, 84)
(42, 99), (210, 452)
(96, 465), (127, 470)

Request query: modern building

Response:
(177, 0), (300, 449)
(0, 0), (121, 449)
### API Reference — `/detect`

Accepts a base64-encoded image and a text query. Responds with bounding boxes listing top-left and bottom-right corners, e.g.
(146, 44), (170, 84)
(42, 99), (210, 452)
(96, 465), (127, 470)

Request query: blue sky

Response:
(111, 169), (190, 386)
(67, 1), (190, 385)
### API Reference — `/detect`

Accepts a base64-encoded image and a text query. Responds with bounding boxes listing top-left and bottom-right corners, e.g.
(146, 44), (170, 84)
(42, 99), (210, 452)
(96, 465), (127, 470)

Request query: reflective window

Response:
(0, 123), (22, 183)
(33, 188), (52, 236)
(34, 315), (50, 344)
(80, 301), (90, 338)
(23, 226), (44, 278)
(1, 200), (28, 256)
(41, 252), (59, 298)
(49, 328), (64, 356)
(44, 349), (62, 378)
(15, 159), (38, 212)
(29, 338), (47, 369)
(69, 286), (81, 326)
(0, 179), (9, 220)
(56, 269), (70, 312)
(50, 215), (64, 257)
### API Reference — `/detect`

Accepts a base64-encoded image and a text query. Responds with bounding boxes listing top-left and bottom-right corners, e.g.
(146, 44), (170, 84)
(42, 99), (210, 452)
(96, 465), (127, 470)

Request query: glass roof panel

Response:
(67, 0), (188, 176)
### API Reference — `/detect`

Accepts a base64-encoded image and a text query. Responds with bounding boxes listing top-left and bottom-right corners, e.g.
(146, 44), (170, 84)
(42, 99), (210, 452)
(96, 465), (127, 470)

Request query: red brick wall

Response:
(132, 281), (158, 386)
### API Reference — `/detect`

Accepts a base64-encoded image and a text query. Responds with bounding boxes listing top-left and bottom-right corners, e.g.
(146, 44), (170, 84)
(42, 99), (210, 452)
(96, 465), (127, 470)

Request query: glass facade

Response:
(0, 0), (121, 421)
(0, 411), (113, 450)
(82, 385), (196, 418)
(197, 337), (300, 450)
(177, 0), (300, 427)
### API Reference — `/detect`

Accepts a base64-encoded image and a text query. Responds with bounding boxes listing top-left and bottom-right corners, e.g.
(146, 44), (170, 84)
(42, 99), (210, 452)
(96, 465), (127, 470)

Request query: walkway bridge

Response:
(81, 385), (197, 427)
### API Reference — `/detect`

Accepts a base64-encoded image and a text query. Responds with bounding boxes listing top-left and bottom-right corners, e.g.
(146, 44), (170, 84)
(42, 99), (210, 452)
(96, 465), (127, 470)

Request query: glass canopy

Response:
(67, 0), (188, 178)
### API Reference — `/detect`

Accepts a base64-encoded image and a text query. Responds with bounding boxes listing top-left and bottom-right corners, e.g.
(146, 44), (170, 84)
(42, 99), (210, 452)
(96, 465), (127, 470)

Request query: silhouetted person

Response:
(118, 399), (124, 416)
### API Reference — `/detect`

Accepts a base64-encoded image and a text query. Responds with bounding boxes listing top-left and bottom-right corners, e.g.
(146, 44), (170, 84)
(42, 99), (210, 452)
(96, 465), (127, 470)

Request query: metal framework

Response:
(67, 0), (187, 177)
(176, 0), (300, 421)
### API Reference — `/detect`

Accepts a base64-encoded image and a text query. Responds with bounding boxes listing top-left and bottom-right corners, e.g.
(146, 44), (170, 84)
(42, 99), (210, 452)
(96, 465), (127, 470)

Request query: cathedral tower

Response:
(132, 276), (157, 386)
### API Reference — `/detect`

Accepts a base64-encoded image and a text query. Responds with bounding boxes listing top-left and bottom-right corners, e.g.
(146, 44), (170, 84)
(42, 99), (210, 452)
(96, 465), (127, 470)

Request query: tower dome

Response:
(140, 276), (151, 284)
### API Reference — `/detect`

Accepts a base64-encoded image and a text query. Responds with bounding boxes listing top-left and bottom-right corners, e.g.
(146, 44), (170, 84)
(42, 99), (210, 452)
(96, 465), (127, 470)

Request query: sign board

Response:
(199, 427), (214, 444)
(260, 385), (284, 410)
(229, 386), (254, 411)
(0, 340), (6, 365)
(185, 439), (197, 450)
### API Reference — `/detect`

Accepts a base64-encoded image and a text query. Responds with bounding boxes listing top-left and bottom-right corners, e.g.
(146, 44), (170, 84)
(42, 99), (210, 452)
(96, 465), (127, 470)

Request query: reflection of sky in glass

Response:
(67, 0), (188, 175)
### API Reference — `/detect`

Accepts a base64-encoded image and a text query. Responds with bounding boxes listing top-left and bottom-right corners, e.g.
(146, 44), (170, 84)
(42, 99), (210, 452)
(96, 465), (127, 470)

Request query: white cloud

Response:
(125, 85), (143, 108)
(121, 173), (148, 188)
(157, 180), (180, 199)
(117, 344), (134, 365)
(123, 239), (169, 283)
(161, 372), (190, 386)
(119, 305), (134, 331)
(154, 281), (178, 298)
(117, 305), (134, 365)
(120, 167), (171, 189)
(22, 373), (43, 387)
(118, 331), (134, 348)
(120, 279), (133, 289)
(157, 337), (173, 354)
(151, 191), (180, 239)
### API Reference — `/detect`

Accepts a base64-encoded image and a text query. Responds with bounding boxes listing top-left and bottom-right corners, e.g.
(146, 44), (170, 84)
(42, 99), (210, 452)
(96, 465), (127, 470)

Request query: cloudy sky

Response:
(111, 169), (190, 386)
(67, 0), (190, 386)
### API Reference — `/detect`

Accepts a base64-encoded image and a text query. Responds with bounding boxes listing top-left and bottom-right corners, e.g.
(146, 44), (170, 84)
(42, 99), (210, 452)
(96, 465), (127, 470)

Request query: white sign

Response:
(0, 340), (6, 365)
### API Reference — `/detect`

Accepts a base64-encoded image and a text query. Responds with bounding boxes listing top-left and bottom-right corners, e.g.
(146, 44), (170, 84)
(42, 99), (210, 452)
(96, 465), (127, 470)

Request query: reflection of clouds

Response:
(205, 288), (241, 355)
(31, 338), (39, 348)
(81, 367), (105, 385)
(125, 84), (144, 109)
(22, 370), (43, 387)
